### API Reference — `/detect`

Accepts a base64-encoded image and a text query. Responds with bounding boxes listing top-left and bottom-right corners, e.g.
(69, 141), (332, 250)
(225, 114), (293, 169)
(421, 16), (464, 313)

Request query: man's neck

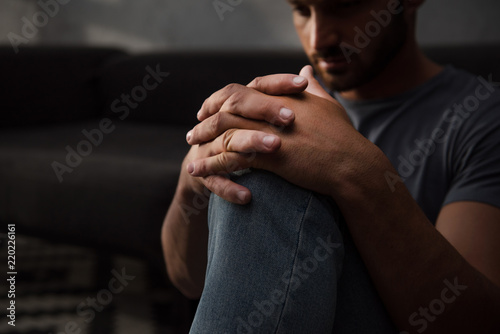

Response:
(339, 40), (443, 101)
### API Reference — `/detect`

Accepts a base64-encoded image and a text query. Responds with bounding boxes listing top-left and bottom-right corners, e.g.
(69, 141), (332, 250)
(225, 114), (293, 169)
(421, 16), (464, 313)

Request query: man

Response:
(162, 0), (500, 332)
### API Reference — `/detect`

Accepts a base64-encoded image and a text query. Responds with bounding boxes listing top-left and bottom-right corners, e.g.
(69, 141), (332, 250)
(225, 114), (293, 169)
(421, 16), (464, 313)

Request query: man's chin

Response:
(320, 70), (360, 93)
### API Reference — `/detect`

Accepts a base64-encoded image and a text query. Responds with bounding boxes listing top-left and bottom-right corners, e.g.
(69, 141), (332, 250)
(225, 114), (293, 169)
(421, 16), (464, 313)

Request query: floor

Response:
(0, 233), (194, 334)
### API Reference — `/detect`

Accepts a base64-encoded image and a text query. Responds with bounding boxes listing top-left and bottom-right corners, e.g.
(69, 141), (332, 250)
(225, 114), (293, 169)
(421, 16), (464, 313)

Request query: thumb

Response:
(299, 65), (335, 102)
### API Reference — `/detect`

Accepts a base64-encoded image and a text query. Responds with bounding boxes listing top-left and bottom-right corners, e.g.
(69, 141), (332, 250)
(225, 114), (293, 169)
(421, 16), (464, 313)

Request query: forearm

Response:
(162, 184), (209, 299)
(332, 145), (500, 333)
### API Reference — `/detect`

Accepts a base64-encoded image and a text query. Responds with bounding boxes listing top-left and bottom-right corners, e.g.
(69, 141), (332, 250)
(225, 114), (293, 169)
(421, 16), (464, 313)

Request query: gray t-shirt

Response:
(334, 66), (500, 223)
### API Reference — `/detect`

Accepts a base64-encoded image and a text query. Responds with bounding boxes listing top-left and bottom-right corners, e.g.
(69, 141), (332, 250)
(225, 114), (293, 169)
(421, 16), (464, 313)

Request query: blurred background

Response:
(1, 1), (499, 334)
(1, 0), (500, 53)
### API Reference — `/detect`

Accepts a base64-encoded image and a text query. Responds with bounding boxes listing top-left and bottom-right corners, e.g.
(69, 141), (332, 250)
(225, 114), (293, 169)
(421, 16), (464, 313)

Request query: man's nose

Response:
(310, 12), (340, 51)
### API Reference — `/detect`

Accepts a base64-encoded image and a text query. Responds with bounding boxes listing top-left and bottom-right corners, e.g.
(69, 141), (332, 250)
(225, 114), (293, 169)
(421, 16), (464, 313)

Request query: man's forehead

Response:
(286, 0), (381, 5)
(286, 0), (352, 5)
(286, 0), (325, 5)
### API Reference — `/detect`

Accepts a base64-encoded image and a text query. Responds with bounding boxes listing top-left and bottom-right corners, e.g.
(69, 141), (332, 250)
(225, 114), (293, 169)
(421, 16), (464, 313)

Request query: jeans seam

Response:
(273, 192), (314, 334)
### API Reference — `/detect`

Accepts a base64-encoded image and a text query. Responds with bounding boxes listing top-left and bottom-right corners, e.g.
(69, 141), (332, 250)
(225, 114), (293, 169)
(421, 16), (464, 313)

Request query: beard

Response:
(314, 12), (408, 92)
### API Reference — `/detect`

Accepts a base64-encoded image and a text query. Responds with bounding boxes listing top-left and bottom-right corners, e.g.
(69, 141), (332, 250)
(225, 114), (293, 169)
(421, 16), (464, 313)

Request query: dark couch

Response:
(0, 46), (309, 267)
(1, 45), (499, 268)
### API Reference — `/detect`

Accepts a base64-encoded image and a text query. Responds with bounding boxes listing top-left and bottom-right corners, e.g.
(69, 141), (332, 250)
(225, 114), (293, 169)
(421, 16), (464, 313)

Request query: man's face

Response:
(289, 0), (408, 92)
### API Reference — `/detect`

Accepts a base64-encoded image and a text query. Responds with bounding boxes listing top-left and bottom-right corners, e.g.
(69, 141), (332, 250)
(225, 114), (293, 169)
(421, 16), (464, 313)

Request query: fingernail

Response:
(293, 76), (306, 85)
(280, 107), (293, 120)
(186, 131), (193, 143)
(197, 110), (202, 119)
(187, 163), (194, 174)
(237, 191), (247, 203)
(263, 135), (276, 148)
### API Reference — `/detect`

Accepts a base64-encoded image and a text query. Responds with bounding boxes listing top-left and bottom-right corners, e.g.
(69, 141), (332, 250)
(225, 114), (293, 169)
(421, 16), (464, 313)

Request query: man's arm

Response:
(185, 68), (500, 332)
(162, 189), (208, 299)
(332, 154), (500, 333)
(436, 201), (500, 287)
(161, 150), (210, 299)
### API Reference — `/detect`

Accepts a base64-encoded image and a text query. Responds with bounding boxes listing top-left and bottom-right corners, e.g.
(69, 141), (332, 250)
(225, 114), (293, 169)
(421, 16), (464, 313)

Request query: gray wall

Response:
(417, 0), (500, 45)
(1, 0), (499, 53)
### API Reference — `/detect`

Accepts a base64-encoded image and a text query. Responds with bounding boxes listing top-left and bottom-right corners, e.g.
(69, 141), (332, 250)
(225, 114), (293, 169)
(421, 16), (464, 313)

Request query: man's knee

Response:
(207, 168), (342, 246)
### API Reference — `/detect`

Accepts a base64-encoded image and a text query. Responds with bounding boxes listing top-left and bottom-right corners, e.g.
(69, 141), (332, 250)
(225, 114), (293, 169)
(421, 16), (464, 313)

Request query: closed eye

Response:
(292, 4), (311, 17)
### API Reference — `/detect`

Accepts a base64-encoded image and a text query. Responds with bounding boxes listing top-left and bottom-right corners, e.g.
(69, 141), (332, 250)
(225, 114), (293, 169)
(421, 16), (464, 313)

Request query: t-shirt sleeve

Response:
(443, 100), (500, 209)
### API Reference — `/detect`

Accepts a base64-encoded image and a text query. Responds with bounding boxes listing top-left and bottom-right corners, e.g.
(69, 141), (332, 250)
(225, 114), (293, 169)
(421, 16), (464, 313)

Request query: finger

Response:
(188, 151), (257, 178)
(299, 65), (336, 102)
(198, 73), (307, 122)
(197, 83), (243, 121)
(189, 109), (284, 146)
(189, 151), (257, 204)
(217, 129), (281, 154)
(191, 129), (280, 160)
(218, 89), (295, 127)
(195, 89), (295, 138)
(201, 174), (251, 204)
(187, 112), (264, 145)
(247, 73), (308, 95)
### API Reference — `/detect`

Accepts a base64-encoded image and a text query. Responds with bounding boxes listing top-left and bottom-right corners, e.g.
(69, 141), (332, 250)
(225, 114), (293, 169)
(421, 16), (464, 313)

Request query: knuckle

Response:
(224, 83), (242, 95)
(201, 97), (210, 111)
(250, 132), (262, 147)
(225, 91), (244, 112)
(202, 93), (216, 111)
(202, 175), (216, 191)
(260, 99), (276, 118)
(251, 76), (264, 88)
(221, 183), (234, 199)
(216, 153), (229, 170)
(203, 172), (233, 200)
(209, 112), (224, 135)
(221, 130), (236, 151)
(217, 152), (241, 174)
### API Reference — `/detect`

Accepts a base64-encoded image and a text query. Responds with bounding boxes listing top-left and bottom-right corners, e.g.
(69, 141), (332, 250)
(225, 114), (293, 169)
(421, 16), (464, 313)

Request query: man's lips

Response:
(317, 55), (350, 71)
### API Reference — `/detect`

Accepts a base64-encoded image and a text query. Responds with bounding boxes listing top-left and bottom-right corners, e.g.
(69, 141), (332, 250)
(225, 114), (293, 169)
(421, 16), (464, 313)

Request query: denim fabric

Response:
(332, 218), (398, 333)
(190, 169), (397, 333)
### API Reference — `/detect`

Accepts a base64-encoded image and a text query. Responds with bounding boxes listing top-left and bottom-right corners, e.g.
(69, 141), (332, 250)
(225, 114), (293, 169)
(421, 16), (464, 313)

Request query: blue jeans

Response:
(190, 169), (397, 333)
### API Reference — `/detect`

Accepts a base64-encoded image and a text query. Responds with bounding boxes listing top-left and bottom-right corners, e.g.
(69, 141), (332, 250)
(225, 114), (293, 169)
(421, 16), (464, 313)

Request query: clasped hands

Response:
(183, 65), (366, 205)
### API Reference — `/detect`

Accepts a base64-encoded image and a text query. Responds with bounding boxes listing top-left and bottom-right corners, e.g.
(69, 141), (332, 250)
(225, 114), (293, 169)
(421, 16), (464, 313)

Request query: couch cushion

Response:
(0, 119), (190, 259)
(0, 46), (125, 126)
(98, 51), (309, 126)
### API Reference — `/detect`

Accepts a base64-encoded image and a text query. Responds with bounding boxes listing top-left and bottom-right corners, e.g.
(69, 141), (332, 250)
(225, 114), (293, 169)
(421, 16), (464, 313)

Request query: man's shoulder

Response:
(415, 66), (500, 127)
(439, 67), (500, 126)
(439, 66), (500, 103)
